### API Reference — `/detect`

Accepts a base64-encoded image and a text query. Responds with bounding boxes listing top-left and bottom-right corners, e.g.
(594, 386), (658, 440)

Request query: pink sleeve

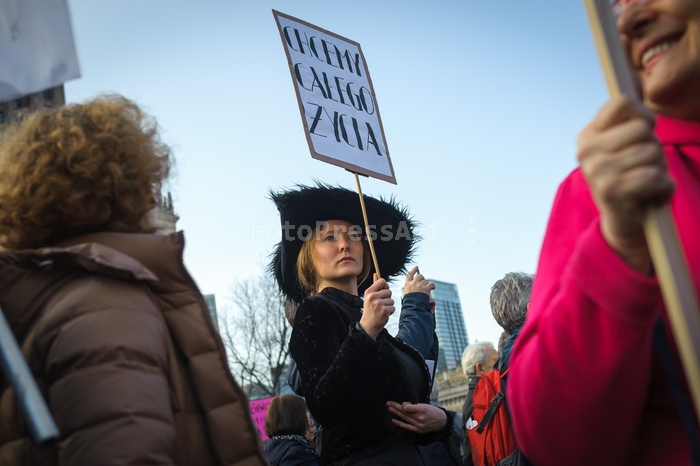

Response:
(508, 170), (664, 466)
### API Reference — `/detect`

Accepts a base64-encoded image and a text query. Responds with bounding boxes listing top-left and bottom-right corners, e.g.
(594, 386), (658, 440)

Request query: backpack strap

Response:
(476, 369), (509, 435)
(652, 316), (700, 466)
(476, 390), (504, 434)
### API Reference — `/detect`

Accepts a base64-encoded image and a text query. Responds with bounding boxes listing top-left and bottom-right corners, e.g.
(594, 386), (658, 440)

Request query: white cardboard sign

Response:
(0, 0), (81, 102)
(273, 10), (396, 184)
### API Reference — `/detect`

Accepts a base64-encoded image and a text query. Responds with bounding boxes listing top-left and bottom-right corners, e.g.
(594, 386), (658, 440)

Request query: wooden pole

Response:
(0, 307), (59, 444)
(353, 172), (381, 279)
(584, 0), (700, 419)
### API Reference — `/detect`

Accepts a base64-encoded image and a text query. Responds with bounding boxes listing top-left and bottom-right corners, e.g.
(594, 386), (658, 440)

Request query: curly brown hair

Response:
(0, 95), (171, 249)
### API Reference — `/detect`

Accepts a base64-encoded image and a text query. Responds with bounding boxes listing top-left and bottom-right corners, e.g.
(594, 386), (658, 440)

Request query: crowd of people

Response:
(0, 0), (698, 464)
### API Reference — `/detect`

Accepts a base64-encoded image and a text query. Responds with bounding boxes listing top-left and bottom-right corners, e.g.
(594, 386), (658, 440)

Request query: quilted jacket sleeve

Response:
(33, 275), (176, 465)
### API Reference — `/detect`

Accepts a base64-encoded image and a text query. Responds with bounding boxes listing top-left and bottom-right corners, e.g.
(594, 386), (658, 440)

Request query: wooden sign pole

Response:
(584, 0), (700, 419)
(0, 307), (59, 444)
(353, 172), (382, 279)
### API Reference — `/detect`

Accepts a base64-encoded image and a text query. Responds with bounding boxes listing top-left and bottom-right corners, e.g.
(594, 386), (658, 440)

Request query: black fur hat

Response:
(269, 183), (418, 304)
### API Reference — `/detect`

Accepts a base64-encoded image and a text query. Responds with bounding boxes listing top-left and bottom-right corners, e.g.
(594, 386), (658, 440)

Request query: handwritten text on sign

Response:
(249, 396), (274, 441)
(273, 10), (396, 184)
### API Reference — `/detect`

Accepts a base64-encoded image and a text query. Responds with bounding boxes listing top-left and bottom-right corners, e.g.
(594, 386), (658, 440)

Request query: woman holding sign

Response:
(509, 1), (700, 465)
(270, 184), (452, 466)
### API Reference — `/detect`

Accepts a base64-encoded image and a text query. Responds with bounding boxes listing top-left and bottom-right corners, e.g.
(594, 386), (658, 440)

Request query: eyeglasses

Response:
(611, 0), (656, 19)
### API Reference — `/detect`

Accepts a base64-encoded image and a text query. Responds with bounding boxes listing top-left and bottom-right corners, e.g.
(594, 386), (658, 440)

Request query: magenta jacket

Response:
(509, 115), (700, 466)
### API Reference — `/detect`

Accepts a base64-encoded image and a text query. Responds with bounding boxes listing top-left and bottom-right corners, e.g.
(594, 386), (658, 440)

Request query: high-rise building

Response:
(432, 279), (469, 372)
(203, 294), (219, 331)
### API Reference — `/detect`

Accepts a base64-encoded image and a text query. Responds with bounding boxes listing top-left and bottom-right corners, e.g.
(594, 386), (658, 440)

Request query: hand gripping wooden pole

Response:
(353, 172), (382, 279)
(584, 0), (700, 420)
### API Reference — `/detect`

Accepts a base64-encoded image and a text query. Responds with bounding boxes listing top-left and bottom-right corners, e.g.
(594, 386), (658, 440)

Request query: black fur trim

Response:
(267, 182), (419, 304)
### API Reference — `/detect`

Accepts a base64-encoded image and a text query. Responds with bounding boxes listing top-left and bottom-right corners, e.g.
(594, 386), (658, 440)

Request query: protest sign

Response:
(273, 10), (396, 184)
(0, 0), (81, 102)
(249, 396), (274, 441)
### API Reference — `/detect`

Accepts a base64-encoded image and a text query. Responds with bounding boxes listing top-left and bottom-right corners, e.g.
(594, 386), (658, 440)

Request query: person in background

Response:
(0, 95), (266, 465)
(460, 341), (499, 466)
(497, 331), (508, 358)
(465, 274), (531, 466)
(489, 273), (533, 372)
(264, 394), (320, 466)
(509, 0), (700, 464)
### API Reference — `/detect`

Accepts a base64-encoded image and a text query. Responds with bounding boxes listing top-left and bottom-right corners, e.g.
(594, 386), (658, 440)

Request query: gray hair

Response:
(461, 341), (495, 377)
(490, 272), (533, 333)
(497, 330), (509, 356)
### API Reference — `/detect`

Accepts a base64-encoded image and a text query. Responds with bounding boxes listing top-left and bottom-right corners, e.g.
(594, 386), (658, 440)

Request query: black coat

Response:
(461, 377), (481, 466)
(287, 291), (436, 396)
(289, 288), (450, 465)
(265, 435), (320, 466)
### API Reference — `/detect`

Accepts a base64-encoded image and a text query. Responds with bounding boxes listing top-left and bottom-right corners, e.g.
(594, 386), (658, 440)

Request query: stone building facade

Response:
(0, 85), (66, 125)
(436, 366), (470, 413)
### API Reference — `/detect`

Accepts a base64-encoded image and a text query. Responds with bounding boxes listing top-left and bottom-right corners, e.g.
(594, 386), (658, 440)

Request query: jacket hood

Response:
(265, 435), (318, 463)
(0, 232), (167, 341)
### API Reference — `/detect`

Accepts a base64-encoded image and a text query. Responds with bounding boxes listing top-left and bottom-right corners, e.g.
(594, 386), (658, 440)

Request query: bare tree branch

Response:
(220, 268), (290, 400)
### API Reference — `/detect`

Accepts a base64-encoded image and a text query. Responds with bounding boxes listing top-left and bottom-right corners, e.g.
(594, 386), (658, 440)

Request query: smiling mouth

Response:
(641, 34), (683, 69)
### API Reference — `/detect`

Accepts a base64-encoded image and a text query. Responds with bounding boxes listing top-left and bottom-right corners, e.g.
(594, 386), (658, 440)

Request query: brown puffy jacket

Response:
(0, 231), (268, 466)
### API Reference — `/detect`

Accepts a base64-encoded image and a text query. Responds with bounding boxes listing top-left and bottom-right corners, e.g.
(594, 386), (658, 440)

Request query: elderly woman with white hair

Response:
(460, 342), (499, 466)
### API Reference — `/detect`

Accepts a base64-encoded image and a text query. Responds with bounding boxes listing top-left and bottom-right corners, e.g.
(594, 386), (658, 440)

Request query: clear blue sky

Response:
(64, 0), (610, 345)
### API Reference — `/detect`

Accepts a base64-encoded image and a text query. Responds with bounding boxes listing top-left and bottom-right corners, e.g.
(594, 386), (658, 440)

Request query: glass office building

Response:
(203, 294), (219, 331)
(432, 280), (469, 372)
